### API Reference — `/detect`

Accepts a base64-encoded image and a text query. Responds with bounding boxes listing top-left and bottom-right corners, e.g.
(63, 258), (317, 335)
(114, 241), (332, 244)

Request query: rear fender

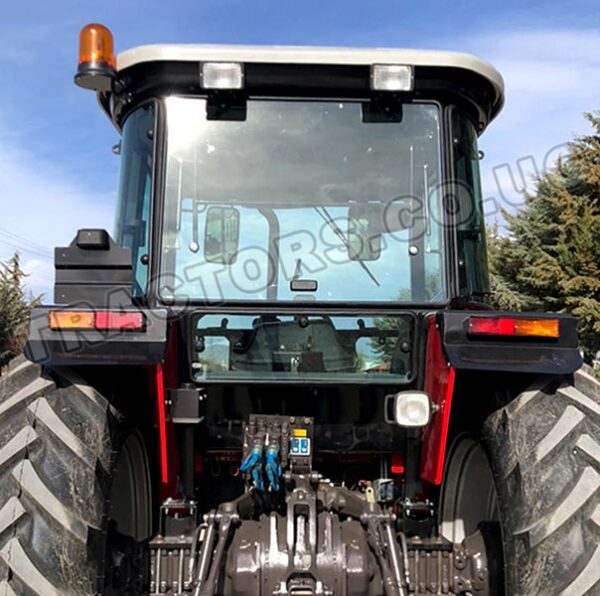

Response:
(420, 310), (582, 485)
(441, 310), (581, 374)
(25, 306), (168, 366)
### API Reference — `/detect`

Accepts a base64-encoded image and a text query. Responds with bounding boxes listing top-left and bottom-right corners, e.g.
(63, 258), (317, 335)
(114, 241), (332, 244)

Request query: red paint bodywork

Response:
(154, 363), (170, 484)
(420, 316), (456, 485)
(153, 323), (179, 499)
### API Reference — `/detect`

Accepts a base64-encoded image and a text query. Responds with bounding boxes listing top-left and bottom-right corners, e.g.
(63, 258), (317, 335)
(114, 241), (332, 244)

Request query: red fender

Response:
(420, 316), (456, 485)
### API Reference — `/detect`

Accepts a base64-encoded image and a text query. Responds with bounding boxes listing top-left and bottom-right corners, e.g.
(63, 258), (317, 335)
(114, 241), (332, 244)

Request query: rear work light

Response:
(370, 64), (414, 92)
(49, 310), (145, 331)
(468, 316), (560, 339)
(201, 62), (244, 90)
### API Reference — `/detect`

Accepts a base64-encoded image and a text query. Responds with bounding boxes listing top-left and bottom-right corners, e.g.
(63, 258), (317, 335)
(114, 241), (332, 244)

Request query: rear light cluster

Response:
(468, 316), (560, 339)
(48, 310), (145, 331)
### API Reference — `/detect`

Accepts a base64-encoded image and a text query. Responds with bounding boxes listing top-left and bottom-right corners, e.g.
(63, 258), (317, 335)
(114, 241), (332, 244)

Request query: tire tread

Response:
(484, 367), (600, 595)
(0, 362), (117, 595)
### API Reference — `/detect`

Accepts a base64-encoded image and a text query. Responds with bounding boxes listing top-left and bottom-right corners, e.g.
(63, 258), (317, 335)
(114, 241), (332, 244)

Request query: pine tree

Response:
(0, 254), (41, 367)
(490, 113), (600, 361)
(487, 223), (532, 311)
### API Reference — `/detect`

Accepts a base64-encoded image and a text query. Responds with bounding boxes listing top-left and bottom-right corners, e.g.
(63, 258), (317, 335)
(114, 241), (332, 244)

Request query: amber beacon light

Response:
(75, 24), (116, 92)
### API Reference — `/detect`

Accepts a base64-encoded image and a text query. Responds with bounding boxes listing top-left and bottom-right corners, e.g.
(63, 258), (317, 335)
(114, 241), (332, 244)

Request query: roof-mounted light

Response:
(75, 23), (116, 92)
(201, 62), (244, 90)
(371, 64), (414, 92)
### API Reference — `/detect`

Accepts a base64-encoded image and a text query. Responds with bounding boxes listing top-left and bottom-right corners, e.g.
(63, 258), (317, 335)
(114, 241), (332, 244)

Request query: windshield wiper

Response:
(314, 206), (380, 287)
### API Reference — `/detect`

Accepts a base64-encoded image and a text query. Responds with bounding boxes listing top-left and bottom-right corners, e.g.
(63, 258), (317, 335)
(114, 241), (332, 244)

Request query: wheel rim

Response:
(109, 431), (152, 541)
(439, 436), (499, 543)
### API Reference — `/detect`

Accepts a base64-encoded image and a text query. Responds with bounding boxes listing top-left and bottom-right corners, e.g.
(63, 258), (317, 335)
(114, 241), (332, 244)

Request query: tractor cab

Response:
(74, 27), (507, 392)
(104, 36), (502, 312)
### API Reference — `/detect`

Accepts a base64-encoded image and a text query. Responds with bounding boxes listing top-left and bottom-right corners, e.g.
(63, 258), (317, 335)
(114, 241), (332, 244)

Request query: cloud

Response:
(462, 28), (600, 218)
(474, 29), (600, 127)
(0, 119), (114, 297)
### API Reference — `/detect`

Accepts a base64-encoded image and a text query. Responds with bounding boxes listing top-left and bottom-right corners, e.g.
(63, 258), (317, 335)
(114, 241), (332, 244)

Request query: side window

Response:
(114, 104), (155, 297)
(452, 110), (489, 298)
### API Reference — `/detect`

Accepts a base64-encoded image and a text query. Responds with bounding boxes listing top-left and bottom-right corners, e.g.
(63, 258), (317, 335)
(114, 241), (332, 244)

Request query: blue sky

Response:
(0, 0), (599, 297)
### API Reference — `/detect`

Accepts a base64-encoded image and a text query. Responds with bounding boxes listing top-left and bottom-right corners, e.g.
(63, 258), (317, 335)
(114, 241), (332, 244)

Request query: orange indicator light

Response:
(49, 311), (95, 330)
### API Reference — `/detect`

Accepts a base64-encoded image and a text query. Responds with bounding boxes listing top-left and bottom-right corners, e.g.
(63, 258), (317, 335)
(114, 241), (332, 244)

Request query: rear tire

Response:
(0, 357), (152, 595)
(482, 366), (600, 595)
(440, 435), (499, 543)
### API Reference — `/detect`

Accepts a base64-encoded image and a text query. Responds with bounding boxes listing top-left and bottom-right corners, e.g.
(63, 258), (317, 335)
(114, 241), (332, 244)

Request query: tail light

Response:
(49, 310), (145, 331)
(468, 316), (560, 339)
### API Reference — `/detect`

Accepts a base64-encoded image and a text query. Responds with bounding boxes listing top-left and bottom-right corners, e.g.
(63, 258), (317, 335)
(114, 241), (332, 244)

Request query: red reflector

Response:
(94, 311), (145, 330)
(390, 453), (405, 475)
(468, 316), (559, 338)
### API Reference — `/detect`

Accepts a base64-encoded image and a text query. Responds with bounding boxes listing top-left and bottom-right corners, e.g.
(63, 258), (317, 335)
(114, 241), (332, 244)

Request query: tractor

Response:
(0, 23), (598, 596)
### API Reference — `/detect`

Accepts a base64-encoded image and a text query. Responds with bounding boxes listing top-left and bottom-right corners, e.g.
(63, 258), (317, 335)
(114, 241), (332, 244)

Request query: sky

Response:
(0, 0), (599, 298)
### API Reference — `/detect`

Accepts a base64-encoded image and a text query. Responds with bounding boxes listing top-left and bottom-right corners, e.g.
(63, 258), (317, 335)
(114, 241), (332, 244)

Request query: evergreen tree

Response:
(490, 113), (600, 361)
(0, 254), (41, 367)
(487, 223), (532, 311)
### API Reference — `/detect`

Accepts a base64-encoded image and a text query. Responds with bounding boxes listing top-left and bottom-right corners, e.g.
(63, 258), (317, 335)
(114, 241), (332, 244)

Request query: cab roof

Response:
(112, 44), (505, 128)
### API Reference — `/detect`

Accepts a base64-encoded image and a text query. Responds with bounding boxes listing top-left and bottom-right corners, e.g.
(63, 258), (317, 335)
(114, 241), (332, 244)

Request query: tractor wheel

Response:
(0, 357), (152, 595)
(441, 365), (600, 596)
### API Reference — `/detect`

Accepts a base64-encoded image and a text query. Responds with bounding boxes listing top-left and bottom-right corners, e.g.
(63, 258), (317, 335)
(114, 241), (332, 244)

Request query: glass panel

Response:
(192, 313), (414, 383)
(161, 98), (444, 303)
(114, 104), (154, 296)
(452, 110), (489, 298)
(204, 206), (240, 264)
(197, 336), (231, 372)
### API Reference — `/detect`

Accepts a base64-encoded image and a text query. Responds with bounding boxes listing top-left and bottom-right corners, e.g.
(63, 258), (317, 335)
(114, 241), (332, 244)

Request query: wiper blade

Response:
(314, 207), (380, 287)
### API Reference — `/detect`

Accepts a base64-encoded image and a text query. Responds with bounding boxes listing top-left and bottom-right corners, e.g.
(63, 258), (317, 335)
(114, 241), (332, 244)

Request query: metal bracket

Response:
(170, 385), (204, 424)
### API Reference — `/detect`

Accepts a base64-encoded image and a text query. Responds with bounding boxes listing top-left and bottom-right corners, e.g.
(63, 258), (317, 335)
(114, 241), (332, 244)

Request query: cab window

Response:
(114, 104), (155, 297)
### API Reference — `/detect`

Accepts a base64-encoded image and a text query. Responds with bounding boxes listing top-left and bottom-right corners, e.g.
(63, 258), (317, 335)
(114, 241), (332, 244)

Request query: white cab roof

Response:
(118, 44), (504, 104)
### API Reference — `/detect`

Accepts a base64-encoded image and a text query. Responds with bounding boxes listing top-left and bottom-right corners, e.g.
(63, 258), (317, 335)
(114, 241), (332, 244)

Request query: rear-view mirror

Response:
(204, 206), (240, 264)
(348, 204), (382, 261)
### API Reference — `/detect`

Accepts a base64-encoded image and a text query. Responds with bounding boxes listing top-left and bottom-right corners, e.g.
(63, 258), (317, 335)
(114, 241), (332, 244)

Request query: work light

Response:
(371, 64), (414, 92)
(388, 391), (432, 427)
(201, 62), (244, 90)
